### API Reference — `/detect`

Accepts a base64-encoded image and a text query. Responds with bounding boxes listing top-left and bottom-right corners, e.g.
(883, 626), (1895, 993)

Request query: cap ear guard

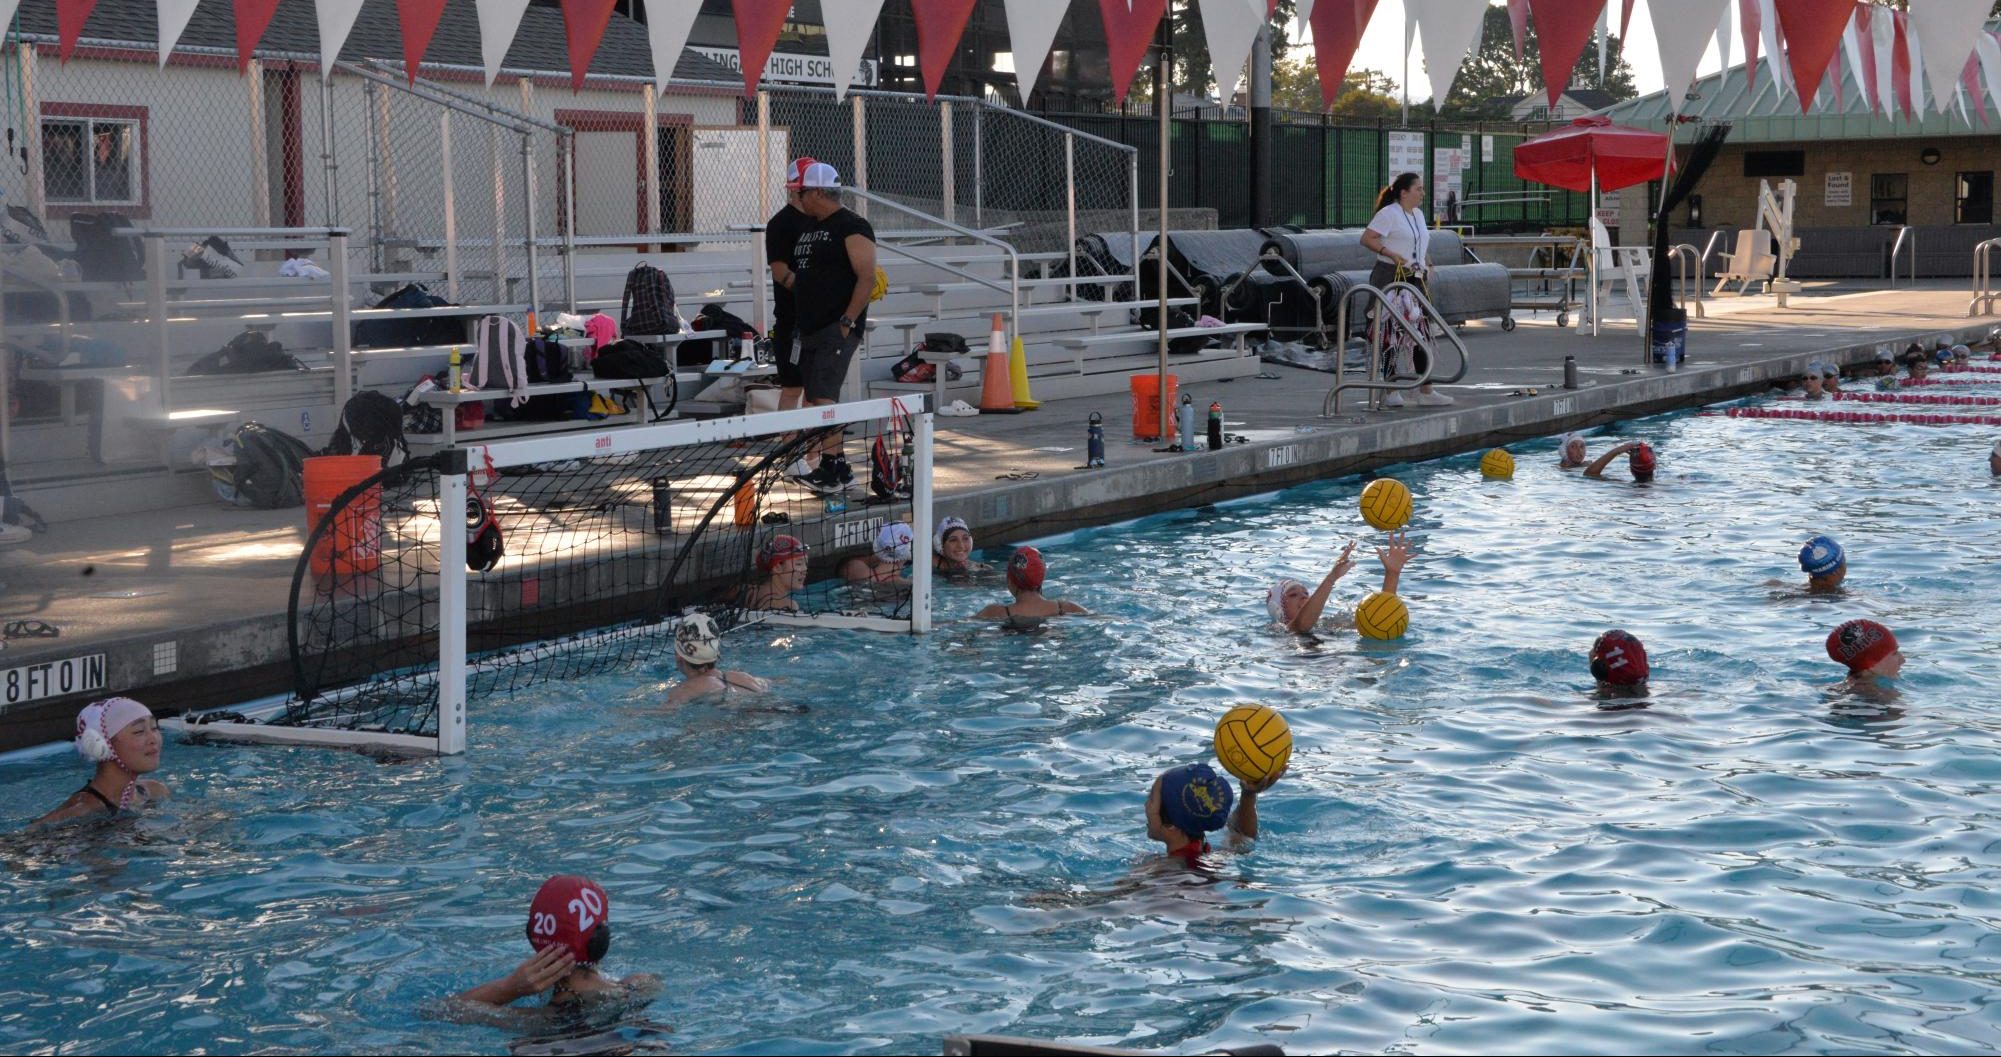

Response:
(585, 922), (611, 964)
(75, 725), (111, 762)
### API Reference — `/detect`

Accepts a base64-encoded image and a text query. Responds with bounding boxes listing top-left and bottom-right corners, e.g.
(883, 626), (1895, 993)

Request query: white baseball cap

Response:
(799, 161), (841, 189)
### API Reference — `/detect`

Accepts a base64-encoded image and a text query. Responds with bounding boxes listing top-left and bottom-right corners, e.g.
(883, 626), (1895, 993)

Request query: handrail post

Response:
(1065, 134), (1078, 302)
(331, 232), (353, 413)
(147, 235), (171, 428)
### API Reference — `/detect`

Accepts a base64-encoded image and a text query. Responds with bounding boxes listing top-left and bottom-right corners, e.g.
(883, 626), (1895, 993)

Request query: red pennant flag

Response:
(1891, 10), (1914, 117)
(1617, 0), (1633, 42)
(1310, 0), (1380, 109)
(1854, 6), (1878, 113)
(1772, 0), (1856, 114)
(559, 0), (617, 90)
(1740, 0), (1760, 87)
(1268, 0), (1278, 15)
(1964, 50), (1986, 126)
(1527, 0), (1607, 108)
(733, 0), (794, 96)
(1098, 0), (1168, 107)
(233, 0), (282, 71)
(912, 0), (977, 101)
(56, 0), (99, 61)
(1507, 0), (1529, 59)
(396, 0), (448, 82)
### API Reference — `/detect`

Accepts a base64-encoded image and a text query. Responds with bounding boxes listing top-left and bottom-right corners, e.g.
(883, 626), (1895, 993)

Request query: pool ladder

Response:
(1968, 237), (2001, 316)
(1323, 282), (1472, 417)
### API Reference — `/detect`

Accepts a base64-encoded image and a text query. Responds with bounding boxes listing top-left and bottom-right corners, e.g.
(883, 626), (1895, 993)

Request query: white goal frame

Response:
(167, 397), (933, 757)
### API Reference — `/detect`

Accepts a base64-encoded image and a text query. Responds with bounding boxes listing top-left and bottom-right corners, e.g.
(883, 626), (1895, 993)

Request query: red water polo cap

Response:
(1590, 629), (1649, 685)
(526, 875), (611, 964)
(1826, 620), (1897, 673)
(1630, 442), (1657, 479)
(1007, 547), (1046, 592)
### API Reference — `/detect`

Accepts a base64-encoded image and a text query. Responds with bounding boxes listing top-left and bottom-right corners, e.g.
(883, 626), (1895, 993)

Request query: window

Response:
(41, 105), (147, 212)
(1870, 173), (1908, 226)
(1956, 171), (1992, 224)
(1743, 150), (1806, 178)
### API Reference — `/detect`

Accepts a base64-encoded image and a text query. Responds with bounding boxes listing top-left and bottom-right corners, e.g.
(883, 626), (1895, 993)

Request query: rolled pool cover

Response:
(1139, 229), (1270, 318)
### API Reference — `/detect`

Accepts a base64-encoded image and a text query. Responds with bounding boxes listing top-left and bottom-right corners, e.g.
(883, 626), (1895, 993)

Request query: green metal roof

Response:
(1599, 54), (2001, 144)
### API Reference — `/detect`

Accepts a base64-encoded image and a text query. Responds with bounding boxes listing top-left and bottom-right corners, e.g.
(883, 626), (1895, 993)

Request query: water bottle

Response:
(823, 490), (847, 516)
(1087, 412), (1106, 467)
(1563, 355), (1578, 390)
(448, 345), (463, 393)
(1207, 401), (1224, 451)
(1176, 394), (1198, 452)
(733, 475), (756, 528)
(651, 478), (673, 535)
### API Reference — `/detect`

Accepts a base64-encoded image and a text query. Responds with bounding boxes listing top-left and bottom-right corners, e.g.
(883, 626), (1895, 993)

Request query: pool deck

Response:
(2, 282), (1994, 748)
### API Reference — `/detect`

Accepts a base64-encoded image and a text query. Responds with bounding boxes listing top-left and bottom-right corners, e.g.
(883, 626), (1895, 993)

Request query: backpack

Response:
(68, 213), (144, 283)
(890, 350), (934, 384)
(471, 314), (529, 408)
(681, 303), (758, 368)
(619, 263), (680, 337)
(354, 284), (463, 349)
(401, 375), (487, 434)
(500, 337), (582, 422)
(868, 399), (914, 501)
(523, 336), (572, 384)
(325, 390), (408, 467)
(187, 332), (306, 374)
(210, 422), (311, 509)
(592, 340), (676, 421)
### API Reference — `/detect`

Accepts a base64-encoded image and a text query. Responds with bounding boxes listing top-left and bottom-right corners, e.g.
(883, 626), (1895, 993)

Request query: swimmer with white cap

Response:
(665, 612), (769, 706)
(1267, 533), (1413, 635)
(841, 521), (913, 587)
(1557, 432), (1588, 469)
(931, 516), (991, 578)
(35, 696), (170, 827)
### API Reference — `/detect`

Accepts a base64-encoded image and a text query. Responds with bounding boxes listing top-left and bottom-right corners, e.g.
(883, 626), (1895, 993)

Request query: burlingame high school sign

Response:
(691, 47), (881, 90)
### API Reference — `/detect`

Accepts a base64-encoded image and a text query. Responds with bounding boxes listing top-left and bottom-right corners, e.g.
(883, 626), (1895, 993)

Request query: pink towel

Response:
(585, 312), (618, 352)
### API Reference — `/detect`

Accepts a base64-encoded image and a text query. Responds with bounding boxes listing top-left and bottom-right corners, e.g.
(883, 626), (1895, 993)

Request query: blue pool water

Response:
(4, 392), (2001, 1055)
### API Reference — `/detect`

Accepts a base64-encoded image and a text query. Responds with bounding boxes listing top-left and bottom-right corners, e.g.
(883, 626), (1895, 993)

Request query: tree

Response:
(1438, 5), (1638, 121)
(1173, 0), (1301, 100)
(1271, 59), (1401, 119)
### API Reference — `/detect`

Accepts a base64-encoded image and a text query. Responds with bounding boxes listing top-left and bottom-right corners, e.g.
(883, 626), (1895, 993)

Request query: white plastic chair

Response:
(1710, 228), (1777, 296)
(1588, 216), (1652, 334)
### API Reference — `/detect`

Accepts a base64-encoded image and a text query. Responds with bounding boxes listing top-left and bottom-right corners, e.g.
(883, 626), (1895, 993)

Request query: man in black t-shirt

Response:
(766, 157), (817, 411)
(786, 161), (877, 493)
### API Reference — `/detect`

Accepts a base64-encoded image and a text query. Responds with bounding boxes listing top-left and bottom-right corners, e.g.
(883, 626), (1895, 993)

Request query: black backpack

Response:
(69, 213), (144, 282)
(619, 264), (680, 337)
(188, 332), (305, 374)
(325, 391), (408, 467)
(524, 336), (572, 384)
(212, 422), (312, 509)
(592, 340), (676, 421)
(354, 284), (464, 349)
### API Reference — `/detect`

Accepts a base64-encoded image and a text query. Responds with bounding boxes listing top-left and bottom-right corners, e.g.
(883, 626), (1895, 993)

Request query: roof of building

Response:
(1505, 88), (1623, 112)
(14, 0), (740, 84)
(1601, 54), (1999, 144)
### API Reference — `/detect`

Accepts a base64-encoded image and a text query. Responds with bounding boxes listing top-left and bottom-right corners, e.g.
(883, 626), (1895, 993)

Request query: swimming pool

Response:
(3, 386), (1999, 1055)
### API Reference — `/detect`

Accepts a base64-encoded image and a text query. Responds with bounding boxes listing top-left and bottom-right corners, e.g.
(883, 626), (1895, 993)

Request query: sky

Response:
(1293, 0), (1728, 103)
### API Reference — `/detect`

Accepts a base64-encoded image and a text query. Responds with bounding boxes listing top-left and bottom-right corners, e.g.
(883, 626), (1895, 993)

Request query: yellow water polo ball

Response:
(1480, 448), (1515, 480)
(1359, 478), (1412, 531)
(1213, 704), (1293, 785)
(1356, 591), (1409, 640)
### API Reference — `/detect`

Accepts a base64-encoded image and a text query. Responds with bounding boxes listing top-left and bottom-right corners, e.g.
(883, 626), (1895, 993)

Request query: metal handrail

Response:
(1890, 225), (1916, 286)
(1700, 229), (1726, 265)
(1323, 281), (1471, 416)
(1668, 243), (1706, 319)
(1970, 238), (2001, 316)
(845, 186), (1020, 328)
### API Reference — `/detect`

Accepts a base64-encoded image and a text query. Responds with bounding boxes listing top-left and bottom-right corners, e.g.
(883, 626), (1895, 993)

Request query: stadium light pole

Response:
(1155, 6), (1173, 443)
(1250, 21), (1273, 229)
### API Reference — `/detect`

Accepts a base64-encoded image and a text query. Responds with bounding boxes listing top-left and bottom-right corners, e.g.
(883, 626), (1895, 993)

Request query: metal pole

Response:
(18, 46), (42, 216)
(375, 78), (399, 244)
(973, 103), (983, 229)
(564, 131), (578, 313)
(1155, 15), (1171, 443)
(1131, 150), (1141, 294)
(441, 112), (460, 302)
(147, 237), (171, 421)
(490, 125), (506, 305)
(909, 410), (934, 634)
(437, 467), (468, 756)
(364, 80), (384, 274)
(1065, 134), (1078, 298)
(521, 131), (542, 319)
(247, 58), (272, 227)
(757, 91), (772, 229)
(330, 233), (353, 411)
(319, 76), (339, 225)
(1401, 17), (1410, 127)
(1250, 21), (1272, 228)
(852, 94), (869, 220)
(643, 84), (662, 240)
(941, 100), (957, 227)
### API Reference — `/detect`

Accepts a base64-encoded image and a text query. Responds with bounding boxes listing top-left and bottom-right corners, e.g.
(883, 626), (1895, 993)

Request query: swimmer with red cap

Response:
(1827, 619), (1904, 682)
(1268, 532), (1412, 635)
(457, 876), (658, 1010)
(36, 696), (171, 827)
(1584, 440), (1656, 482)
(1146, 759), (1281, 865)
(1589, 630), (1650, 695)
(742, 534), (809, 612)
(976, 546), (1087, 628)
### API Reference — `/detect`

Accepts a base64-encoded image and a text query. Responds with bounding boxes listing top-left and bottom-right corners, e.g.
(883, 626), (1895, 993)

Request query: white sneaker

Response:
(1380, 391), (1405, 408)
(1415, 391), (1455, 406)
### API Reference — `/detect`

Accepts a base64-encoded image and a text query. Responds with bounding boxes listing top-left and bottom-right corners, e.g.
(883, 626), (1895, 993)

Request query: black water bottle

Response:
(1087, 412), (1106, 467)
(1207, 401), (1224, 451)
(651, 478), (673, 535)
(1563, 355), (1579, 390)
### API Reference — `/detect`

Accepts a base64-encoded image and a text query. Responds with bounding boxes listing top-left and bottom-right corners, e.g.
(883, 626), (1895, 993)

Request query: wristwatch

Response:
(839, 316), (855, 330)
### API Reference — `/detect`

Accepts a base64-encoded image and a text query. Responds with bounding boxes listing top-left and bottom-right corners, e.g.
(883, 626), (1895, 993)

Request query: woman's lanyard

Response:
(1405, 210), (1423, 266)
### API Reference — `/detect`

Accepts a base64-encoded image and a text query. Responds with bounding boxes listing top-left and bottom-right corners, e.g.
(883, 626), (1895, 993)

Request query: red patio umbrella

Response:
(1512, 115), (1669, 193)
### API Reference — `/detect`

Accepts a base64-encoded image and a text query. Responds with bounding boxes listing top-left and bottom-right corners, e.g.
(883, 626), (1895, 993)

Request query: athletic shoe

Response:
(1414, 391), (1455, 406)
(830, 457), (855, 488)
(797, 459), (847, 494)
(785, 454), (820, 482)
(1381, 391), (1406, 408)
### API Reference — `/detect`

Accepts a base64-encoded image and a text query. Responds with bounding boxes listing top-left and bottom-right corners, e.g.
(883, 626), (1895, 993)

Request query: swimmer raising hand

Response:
(460, 944), (575, 1007)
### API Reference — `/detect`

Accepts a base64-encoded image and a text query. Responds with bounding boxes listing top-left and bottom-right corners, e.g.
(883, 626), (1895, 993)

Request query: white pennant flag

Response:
(315, 0), (365, 77)
(1909, 0), (1991, 114)
(1714, 1), (1733, 78)
(1905, 16), (1927, 114)
(1872, 8), (1897, 118)
(821, 0), (887, 100)
(1840, 16), (1867, 113)
(1978, 33), (2001, 121)
(1652, 0), (1728, 113)
(156, 0), (199, 66)
(1200, 0), (1266, 101)
(1409, 0), (1485, 107)
(644, 0), (702, 90)
(476, 0), (533, 86)
(1298, 0), (1315, 22)
(1004, 0), (1072, 104)
(1756, 0), (1787, 98)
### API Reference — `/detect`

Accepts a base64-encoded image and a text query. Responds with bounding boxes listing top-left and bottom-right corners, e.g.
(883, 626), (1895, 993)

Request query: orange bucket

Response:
(1129, 372), (1179, 440)
(305, 455), (383, 577)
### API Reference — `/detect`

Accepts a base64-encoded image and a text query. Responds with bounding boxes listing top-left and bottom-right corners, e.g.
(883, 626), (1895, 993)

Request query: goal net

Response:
(169, 397), (932, 755)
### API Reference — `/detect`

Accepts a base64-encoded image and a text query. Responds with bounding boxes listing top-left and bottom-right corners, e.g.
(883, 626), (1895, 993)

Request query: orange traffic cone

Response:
(977, 313), (1021, 414)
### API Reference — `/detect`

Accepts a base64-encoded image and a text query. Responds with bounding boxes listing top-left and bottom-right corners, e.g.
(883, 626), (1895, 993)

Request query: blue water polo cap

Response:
(1158, 762), (1234, 836)
(1799, 535), (1845, 576)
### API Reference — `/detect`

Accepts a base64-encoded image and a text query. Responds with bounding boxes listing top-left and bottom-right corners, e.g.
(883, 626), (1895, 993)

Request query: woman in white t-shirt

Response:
(1359, 173), (1453, 408)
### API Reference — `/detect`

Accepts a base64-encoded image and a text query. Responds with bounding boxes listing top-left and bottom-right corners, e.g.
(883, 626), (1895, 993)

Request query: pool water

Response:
(4, 391), (2001, 1055)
